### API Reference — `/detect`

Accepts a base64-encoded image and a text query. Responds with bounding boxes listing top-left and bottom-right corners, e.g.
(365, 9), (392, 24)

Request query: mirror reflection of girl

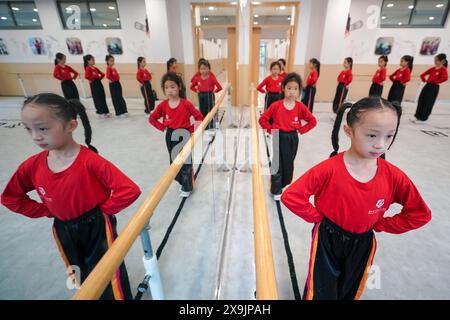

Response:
(257, 61), (283, 111)
(332, 57), (353, 114)
(53, 52), (79, 100)
(369, 55), (388, 97)
(301, 58), (320, 113)
(387, 55), (413, 105)
(105, 55), (128, 118)
(83, 54), (111, 118)
(136, 57), (155, 114)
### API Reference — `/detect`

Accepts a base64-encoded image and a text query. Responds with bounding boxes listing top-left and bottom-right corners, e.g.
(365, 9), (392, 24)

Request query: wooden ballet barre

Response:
(72, 83), (230, 300)
(249, 88), (278, 300)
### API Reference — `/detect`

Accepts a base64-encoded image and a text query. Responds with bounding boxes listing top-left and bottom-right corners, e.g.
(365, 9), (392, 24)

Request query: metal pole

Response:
(17, 74), (29, 98)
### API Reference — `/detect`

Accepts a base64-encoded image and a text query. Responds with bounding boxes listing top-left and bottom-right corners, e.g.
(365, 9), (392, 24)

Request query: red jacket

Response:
(137, 68), (152, 85)
(257, 75), (283, 94)
(420, 67), (448, 84)
(53, 64), (78, 81)
(372, 67), (386, 85)
(84, 66), (105, 82)
(306, 69), (319, 87)
(190, 73), (222, 93)
(389, 67), (411, 85)
(106, 66), (120, 82)
(281, 152), (431, 234)
(259, 100), (317, 134)
(337, 69), (353, 87)
(1, 146), (141, 221)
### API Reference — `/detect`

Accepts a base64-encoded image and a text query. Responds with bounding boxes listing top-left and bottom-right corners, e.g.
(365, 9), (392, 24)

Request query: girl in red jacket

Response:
(257, 61), (283, 111)
(281, 96), (431, 300)
(1, 93), (141, 300)
(149, 73), (204, 197)
(259, 72), (317, 200)
(53, 52), (79, 100)
(332, 57), (353, 113)
(301, 58), (320, 113)
(136, 56), (155, 114)
(190, 59), (222, 133)
(83, 54), (110, 118)
(412, 53), (448, 122)
(387, 55), (413, 104)
(105, 54), (128, 117)
(369, 55), (388, 97)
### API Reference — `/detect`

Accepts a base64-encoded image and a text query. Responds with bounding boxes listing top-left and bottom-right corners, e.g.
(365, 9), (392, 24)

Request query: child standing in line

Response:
(387, 55), (413, 104)
(412, 53), (448, 123)
(190, 59), (223, 134)
(281, 96), (432, 300)
(105, 55), (128, 118)
(53, 52), (79, 100)
(149, 73), (204, 198)
(301, 58), (320, 113)
(257, 61), (283, 111)
(1, 93), (141, 300)
(278, 58), (287, 78)
(83, 54), (110, 118)
(259, 73), (317, 200)
(332, 57), (353, 114)
(369, 55), (388, 97)
(136, 57), (155, 114)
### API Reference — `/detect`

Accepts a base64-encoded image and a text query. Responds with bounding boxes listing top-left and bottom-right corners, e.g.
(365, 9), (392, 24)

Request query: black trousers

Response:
(265, 92), (281, 111)
(165, 128), (194, 192)
(332, 82), (348, 113)
(198, 91), (216, 130)
(271, 131), (299, 195)
(301, 86), (316, 113)
(387, 81), (405, 104)
(415, 83), (439, 121)
(90, 79), (110, 114)
(61, 80), (79, 100)
(141, 80), (155, 113)
(304, 217), (376, 300)
(52, 207), (133, 300)
(369, 83), (383, 97)
(109, 81), (128, 116)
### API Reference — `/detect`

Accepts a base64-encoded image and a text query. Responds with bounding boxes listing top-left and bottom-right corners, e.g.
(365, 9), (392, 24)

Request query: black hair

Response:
(197, 58), (206, 69)
(105, 54), (114, 63)
(310, 58), (321, 75)
(83, 54), (94, 69)
(379, 55), (388, 64)
(436, 53), (448, 68)
(278, 58), (286, 68)
(137, 56), (145, 69)
(54, 52), (65, 66)
(401, 55), (414, 71)
(161, 72), (186, 99)
(22, 93), (98, 153)
(345, 57), (353, 70)
(199, 59), (211, 70)
(167, 57), (177, 71)
(279, 72), (303, 99)
(330, 96), (401, 158)
(270, 61), (282, 71)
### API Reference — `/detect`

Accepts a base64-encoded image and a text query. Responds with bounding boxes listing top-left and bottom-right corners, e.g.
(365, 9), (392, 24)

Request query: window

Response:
(380, 0), (450, 27)
(0, 1), (42, 29)
(57, 0), (121, 29)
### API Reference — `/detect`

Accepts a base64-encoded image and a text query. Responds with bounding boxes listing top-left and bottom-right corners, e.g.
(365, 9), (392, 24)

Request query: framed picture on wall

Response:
(0, 38), (8, 55)
(374, 37), (394, 55)
(105, 37), (123, 55)
(66, 37), (83, 55)
(420, 37), (440, 56)
(28, 37), (46, 55)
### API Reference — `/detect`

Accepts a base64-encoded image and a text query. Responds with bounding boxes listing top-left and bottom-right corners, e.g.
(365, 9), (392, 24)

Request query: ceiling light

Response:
(90, 8), (96, 12)
(279, 5), (286, 10)
(398, 22), (402, 25)
(103, 23), (107, 27)
(231, 1), (238, 4)
(11, 7), (19, 11)
(254, 14), (259, 17)
(429, 16), (435, 20)
(386, 3), (394, 8)
(252, 1), (262, 5)
(436, 4), (444, 8)
(408, 5), (414, 9)
(208, 6), (214, 10)
(1, 17), (7, 20)
(381, 16), (387, 19)
(116, 18), (120, 21)
(33, 8), (38, 12)
(253, 21), (258, 24)
(108, 6), (115, 10)
(32, 18), (37, 22)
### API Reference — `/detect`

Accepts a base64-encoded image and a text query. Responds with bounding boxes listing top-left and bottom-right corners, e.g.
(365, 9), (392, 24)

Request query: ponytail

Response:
(436, 53), (448, 68)
(68, 99), (98, 153)
(402, 55), (414, 71)
(330, 102), (353, 157)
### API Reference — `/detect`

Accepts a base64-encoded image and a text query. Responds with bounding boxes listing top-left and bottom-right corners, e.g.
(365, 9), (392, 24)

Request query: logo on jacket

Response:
(38, 187), (46, 196)
(376, 199), (385, 208)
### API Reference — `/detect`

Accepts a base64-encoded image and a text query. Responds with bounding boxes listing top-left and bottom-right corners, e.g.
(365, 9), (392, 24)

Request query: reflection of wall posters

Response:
(66, 37), (83, 55)
(374, 37), (393, 55)
(28, 37), (46, 55)
(0, 38), (8, 55)
(420, 37), (440, 56)
(105, 37), (123, 55)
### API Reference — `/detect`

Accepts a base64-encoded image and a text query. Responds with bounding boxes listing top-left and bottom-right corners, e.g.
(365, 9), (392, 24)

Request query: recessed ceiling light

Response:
(103, 23), (107, 27)
(253, 21), (259, 24)
(108, 6), (115, 10)
(90, 8), (96, 12)
(252, 1), (262, 5)
(66, 7), (72, 11)
(1, 17), (7, 20)
(11, 7), (19, 11)
(208, 6), (214, 10)
(204, 17), (209, 20)
(116, 18), (120, 21)
(33, 8), (38, 12)
(386, 3), (394, 8)
(32, 18), (37, 22)
(74, 19), (79, 22)
(279, 5), (286, 10)
(436, 4), (444, 8)
(287, 17), (291, 20)
(408, 5), (414, 9)
(381, 16), (387, 19)
(231, 1), (238, 4)
(429, 16), (435, 20)
(398, 22), (402, 25)
(253, 14), (259, 18)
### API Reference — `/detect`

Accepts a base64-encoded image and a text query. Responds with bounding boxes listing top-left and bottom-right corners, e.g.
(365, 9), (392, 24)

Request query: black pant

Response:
(265, 92), (281, 111)
(271, 131), (299, 195)
(52, 207), (132, 300)
(165, 128), (194, 192)
(109, 81), (128, 116)
(90, 79), (110, 114)
(369, 83), (383, 97)
(304, 217), (376, 300)
(332, 82), (348, 114)
(415, 83), (439, 121)
(198, 91), (216, 130)
(61, 80), (79, 100)
(301, 86), (316, 113)
(387, 81), (405, 104)
(141, 80), (155, 113)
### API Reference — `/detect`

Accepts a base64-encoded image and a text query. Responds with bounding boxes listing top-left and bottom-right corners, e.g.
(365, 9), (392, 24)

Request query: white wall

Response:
(0, 0), (155, 64)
